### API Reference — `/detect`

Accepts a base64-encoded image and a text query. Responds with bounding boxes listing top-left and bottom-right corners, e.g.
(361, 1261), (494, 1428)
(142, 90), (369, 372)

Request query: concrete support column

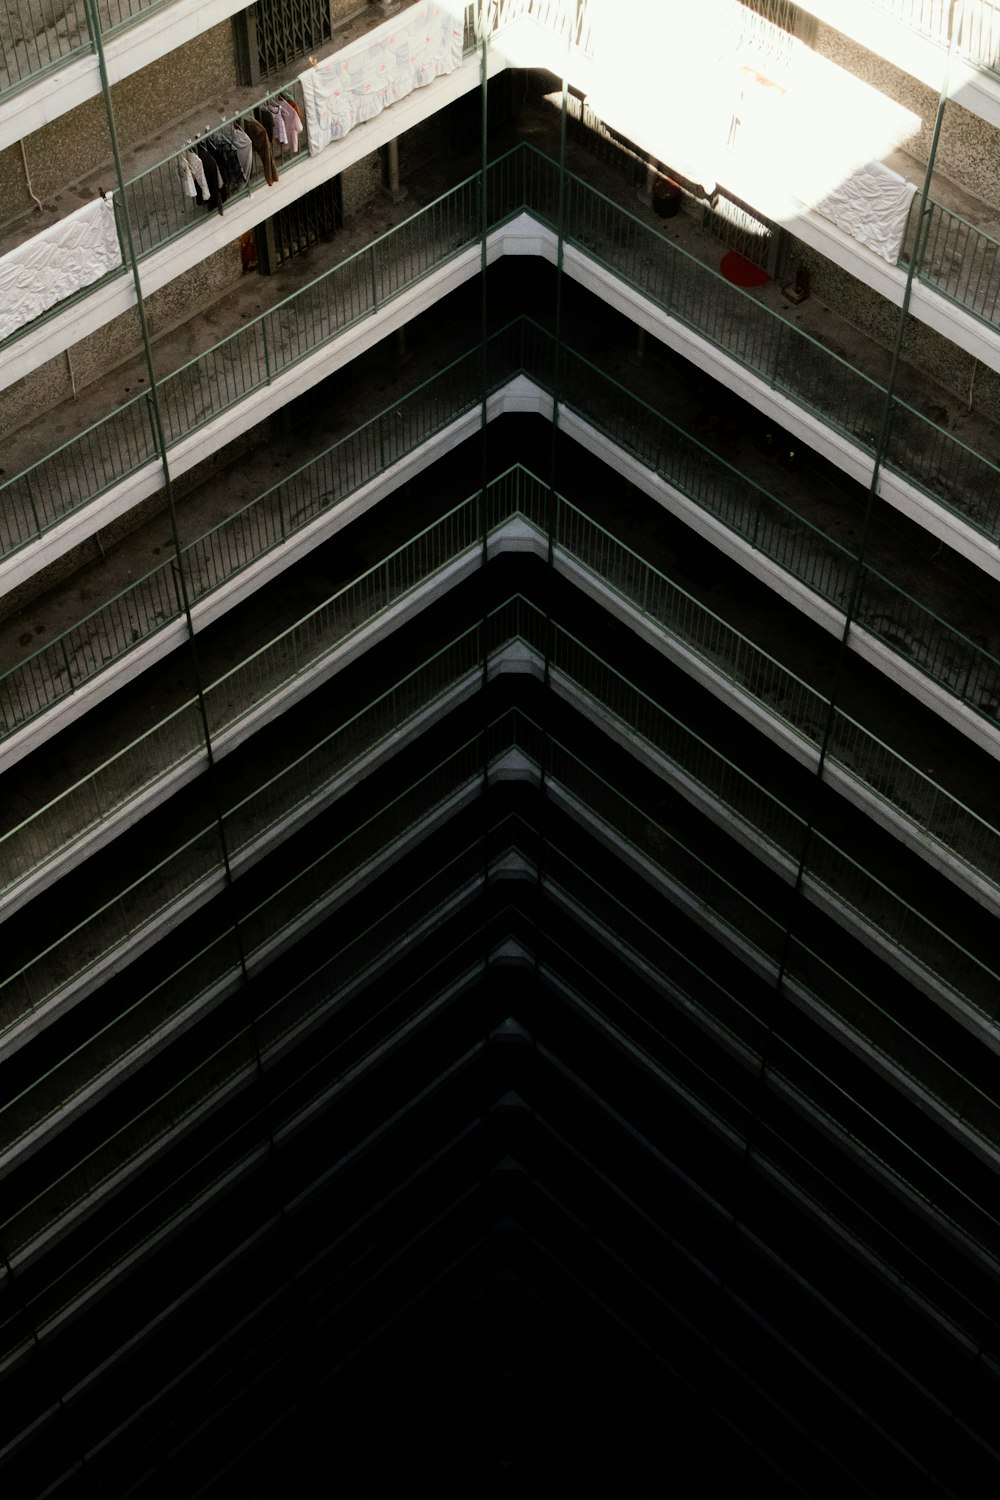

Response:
(385, 137), (408, 205)
(638, 155), (656, 207)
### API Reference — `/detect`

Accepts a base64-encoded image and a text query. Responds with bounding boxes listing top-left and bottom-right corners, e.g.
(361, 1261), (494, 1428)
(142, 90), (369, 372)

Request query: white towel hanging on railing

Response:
(0, 195), (123, 343)
(813, 160), (917, 264)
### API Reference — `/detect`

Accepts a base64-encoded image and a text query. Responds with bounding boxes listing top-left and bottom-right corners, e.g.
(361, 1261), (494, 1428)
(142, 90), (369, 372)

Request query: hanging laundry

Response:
(242, 117), (279, 186)
(232, 123), (254, 183)
(177, 154), (198, 198)
(185, 148), (209, 205)
(195, 142), (227, 215)
(0, 194), (123, 340)
(211, 135), (244, 195)
(266, 101), (288, 147)
(298, 1), (462, 156)
(278, 98), (302, 153)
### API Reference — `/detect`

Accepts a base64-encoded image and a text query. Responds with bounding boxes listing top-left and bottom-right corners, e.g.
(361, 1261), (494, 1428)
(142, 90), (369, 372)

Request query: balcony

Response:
(3, 434), (999, 1092)
(1, 596), (999, 1331)
(793, 0), (1000, 124)
(0, 0), (257, 146)
(6, 126), (1000, 733)
(8, 0), (1000, 392)
(0, 0), (488, 382)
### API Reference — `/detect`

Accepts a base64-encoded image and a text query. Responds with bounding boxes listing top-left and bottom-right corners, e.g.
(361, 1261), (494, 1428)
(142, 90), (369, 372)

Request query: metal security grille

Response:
(702, 191), (783, 274)
(737, 0), (799, 35)
(255, 0), (332, 79)
(732, 0), (805, 62)
(267, 177), (341, 269)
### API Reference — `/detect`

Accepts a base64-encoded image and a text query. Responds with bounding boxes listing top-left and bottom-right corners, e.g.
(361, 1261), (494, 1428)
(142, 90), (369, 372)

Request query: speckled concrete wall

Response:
(330, 0), (366, 23)
(812, 22), (1000, 211)
(5, 21), (238, 216)
(340, 149), (385, 217)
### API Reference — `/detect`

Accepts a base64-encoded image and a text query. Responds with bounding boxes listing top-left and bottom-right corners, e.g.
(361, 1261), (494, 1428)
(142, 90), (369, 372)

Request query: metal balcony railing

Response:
(9, 310), (998, 758)
(5, 404), (1000, 935)
(547, 844), (1000, 1335)
(907, 195), (1000, 331)
(862, 0), (1000, 76)
(11, 140), (1000, 570)
(4, 487), (1000, 1107)
(0, 734), (496, 1276)
(483, 0), (593, 52)
(2, 678), (998, 1329)
(0, 321), (543, 740)
(0, 0), (175, 101)
(552, 624), (1000, 1017)
(0, 593), (543, 1038)
(5, 441), (999, 920)
(543, 336), (1000, 720)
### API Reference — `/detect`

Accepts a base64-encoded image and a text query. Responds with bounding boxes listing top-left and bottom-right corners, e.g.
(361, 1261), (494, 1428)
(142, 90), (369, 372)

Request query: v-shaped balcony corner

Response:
(6, 89), (1000, 608)
(5, 9), (1000, 1495)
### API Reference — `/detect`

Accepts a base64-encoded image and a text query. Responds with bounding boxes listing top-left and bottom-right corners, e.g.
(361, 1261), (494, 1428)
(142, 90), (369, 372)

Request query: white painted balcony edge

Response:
(561, 240), (1000, 587)
(0, 523), (538, 923)
(556, 549), (1000, 918)
(2, 806), (487, 1276)
(9, 213), (999, 615)
(0, 661), (486, 1062)
(8, 486), (999, 1060)
(549, 878), (1000, 1185)
(553, 776), (1000, 1072)
(0, 0), (257, 154)
(7, 663), (997, 1243)
(0, 384), (527, 775)
(0, 234), (495, 596)
(562, 402), (1000, 767)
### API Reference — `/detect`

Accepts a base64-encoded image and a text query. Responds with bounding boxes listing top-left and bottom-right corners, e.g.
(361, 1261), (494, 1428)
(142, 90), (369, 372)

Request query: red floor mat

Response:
(720, 250), (770, 287)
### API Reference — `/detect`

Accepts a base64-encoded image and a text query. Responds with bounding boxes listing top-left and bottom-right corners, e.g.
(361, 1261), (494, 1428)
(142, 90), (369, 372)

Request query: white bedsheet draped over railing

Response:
(814, 159), (917, 263)
(0, 195), (122, 342)
(298, 0), (465, 158)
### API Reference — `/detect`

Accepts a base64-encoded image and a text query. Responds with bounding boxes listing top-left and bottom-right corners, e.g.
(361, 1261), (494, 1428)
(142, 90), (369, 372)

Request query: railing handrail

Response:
(537, 320), (862, 561)
(0, 493), (493, 850)
(184, 336), (499, 552)
(0, 597), (530, 1002)
(888, 387), (1000, 481)
(122, 74), (309, 191)
(0, 388), (152, 499)
(0, 0), (178, 107)
(0, 319), (528, 692)
(7, 137), (1000, 570)
(202, 491), (486, 694)
(158, 151), (494, 388)
(863, 554), (1000, 666)
(922, 190), (1000, 246)
(550, 614), (806, 828)
(861, 0), (1000, 74)
(4, 387), (999, 908)
(516, 140), (889, 397)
